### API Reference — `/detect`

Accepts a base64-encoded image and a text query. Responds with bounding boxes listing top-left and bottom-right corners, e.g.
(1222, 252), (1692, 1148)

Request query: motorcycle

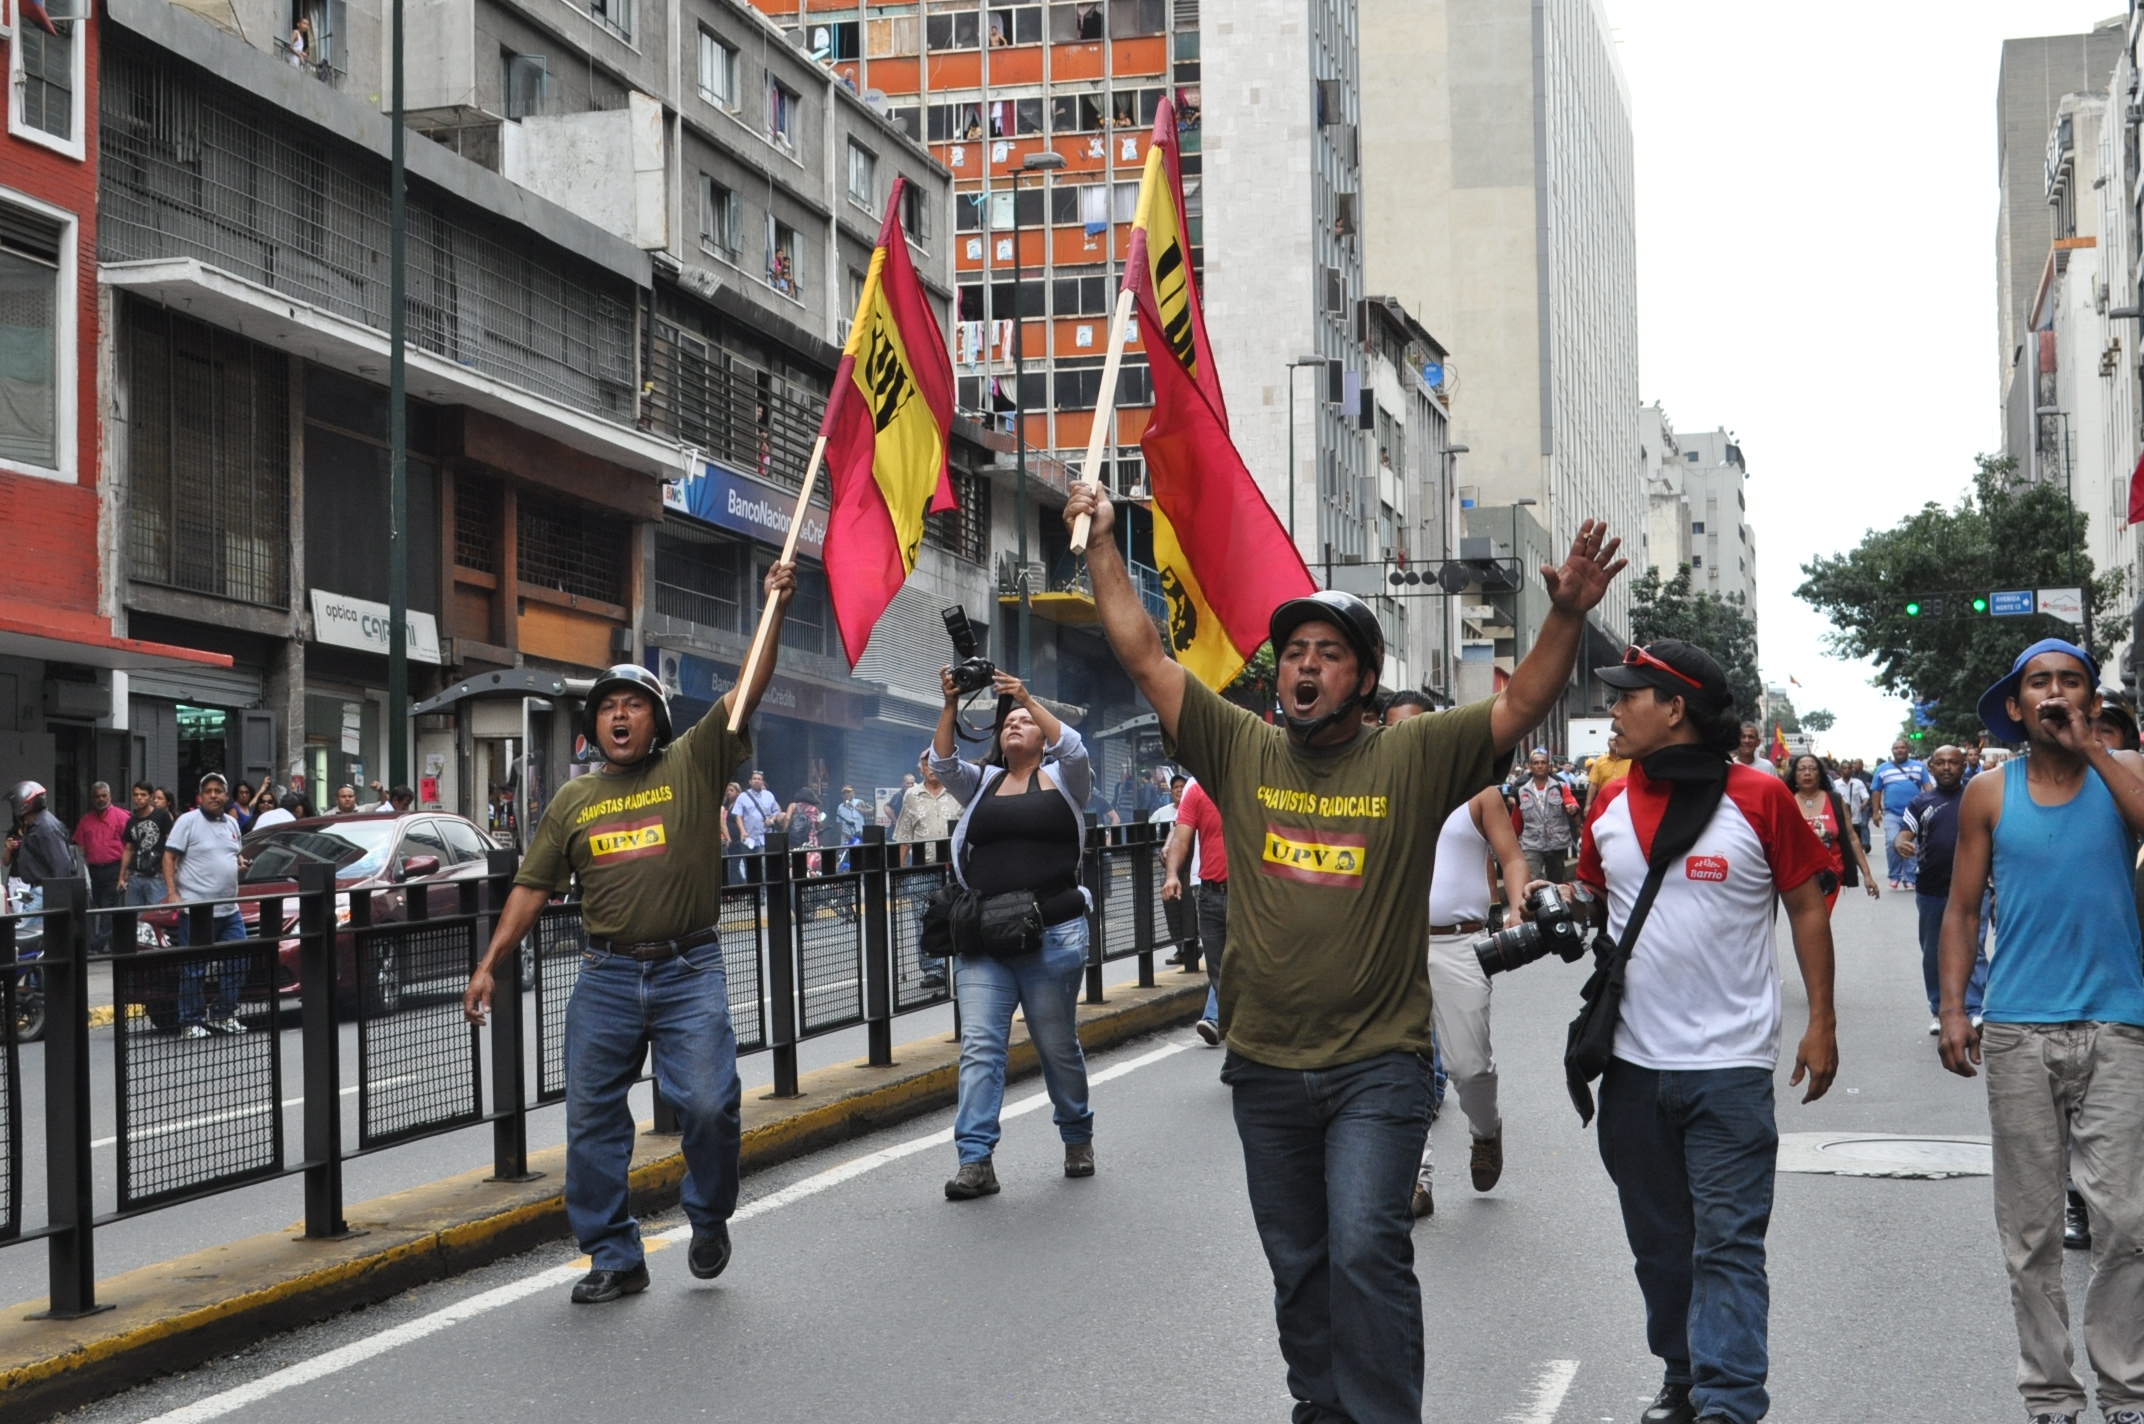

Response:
(3, 880), (47, 1044)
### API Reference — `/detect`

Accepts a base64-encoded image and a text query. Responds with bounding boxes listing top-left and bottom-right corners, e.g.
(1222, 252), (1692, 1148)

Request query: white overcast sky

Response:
(1614, 1), (2124, 760)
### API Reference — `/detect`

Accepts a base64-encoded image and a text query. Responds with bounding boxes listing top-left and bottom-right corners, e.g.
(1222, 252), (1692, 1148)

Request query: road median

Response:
(0, 974), (1207, 1419)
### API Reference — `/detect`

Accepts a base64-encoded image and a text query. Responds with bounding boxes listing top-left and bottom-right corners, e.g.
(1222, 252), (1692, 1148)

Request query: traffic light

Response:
(1972, 595), (1989, 614)
(1909, 730), (1927, 742)
(1905, 600), (1922, 617)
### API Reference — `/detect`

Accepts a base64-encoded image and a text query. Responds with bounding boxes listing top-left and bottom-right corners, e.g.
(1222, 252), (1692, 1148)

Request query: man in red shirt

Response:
(72, 781), (132, 951)
(1162, 777), (1228, 1045)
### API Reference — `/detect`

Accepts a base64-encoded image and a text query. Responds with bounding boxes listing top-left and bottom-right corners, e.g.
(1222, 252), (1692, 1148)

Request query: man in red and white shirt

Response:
(1572, 639), (1837, 1424)
(1162, 777), (1227, 1045)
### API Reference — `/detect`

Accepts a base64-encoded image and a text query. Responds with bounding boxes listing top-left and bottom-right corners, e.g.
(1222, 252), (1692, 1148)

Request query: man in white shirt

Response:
(163, 772), (254, 1039)
(733, 771), (781, 851)
(1573, 641), (1836, 1424)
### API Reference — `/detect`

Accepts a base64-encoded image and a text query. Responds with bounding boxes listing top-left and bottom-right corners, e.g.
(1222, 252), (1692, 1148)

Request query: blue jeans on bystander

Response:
(1223, 1047), (1434, 1424)
(174, 909), (248, 1025)
(952, 917), (1092, 1162)
(1883, 810), (1916, 888)
(563, 941), (742, 1271)
(1916, 890), (1989, 1018)
(1597, 1059), (1778, 1424)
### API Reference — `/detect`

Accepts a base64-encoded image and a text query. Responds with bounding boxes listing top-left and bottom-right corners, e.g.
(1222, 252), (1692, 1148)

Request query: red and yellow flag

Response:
(1125, 99), (1314, 689)
(1770, 724), (1790, 765)
(822, 177), (958, 666)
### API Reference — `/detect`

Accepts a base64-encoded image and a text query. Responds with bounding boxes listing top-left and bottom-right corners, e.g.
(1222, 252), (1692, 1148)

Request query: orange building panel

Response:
(1051, 43), (1105, 80)
(871, 56), (921, 91)
(931, 52), (984, 88)
(987, 47), (1045, 84)
(1109, 36), (1167, 76)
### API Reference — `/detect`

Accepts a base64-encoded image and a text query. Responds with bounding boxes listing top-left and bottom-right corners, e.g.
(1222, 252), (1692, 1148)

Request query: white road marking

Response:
(1503, 1359), (1579, 1424)
(130, 1039), (1190, 1423)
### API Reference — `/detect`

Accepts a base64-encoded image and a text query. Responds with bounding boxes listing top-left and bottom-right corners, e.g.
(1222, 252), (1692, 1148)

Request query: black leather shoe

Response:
(689, 1223), (732, 1280)
(1641, 1382), (1694, 1424)
(570, 1262), (650, 1304)
(2065, 1188), (2092, 1251)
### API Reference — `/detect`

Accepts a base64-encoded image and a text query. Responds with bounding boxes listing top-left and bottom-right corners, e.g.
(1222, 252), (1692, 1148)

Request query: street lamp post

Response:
(2035, 405), (2088, 650)
(1438, 442), (1468, 696)
(386, 0), (409, 790)
(1010, 150), (1066, 681)
(1284, 355), (1326, 549)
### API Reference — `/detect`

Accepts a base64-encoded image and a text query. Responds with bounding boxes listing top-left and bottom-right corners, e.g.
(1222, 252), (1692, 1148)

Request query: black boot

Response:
(1640, 1381), (1694, 1424)
(2065, 1188), (2092, 1250)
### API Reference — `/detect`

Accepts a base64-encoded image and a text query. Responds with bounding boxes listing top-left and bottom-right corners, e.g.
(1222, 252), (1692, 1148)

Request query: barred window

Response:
(517, 491), (627, 605)
(653, 527), (745, 633)
(17, 17), (78, 144)
(0, 204), (64, 472)
(923, 469), (990, 564)
(454, 469), (501, 573)
(125, 303), (291, 607)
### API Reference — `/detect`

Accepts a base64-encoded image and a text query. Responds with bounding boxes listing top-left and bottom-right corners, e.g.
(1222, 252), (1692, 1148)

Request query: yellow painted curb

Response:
(0, 972), (1209, 1418)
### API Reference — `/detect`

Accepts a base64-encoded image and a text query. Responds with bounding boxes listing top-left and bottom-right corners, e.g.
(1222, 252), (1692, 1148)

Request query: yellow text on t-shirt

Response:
(1253, 786), (1390, 820)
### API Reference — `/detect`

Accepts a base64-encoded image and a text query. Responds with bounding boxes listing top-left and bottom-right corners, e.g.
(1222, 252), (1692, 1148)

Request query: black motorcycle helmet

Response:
(580, 664), (675, 760)
(1268, 590), (1386, 740)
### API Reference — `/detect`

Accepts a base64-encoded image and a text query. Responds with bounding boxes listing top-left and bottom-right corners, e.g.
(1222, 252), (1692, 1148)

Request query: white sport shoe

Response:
(1927, 1017), (1941, 1036)
(1194, 1019), (1220, 1047)
(209, 1016), (247, 1035)
(180, 1023), (212, 1040)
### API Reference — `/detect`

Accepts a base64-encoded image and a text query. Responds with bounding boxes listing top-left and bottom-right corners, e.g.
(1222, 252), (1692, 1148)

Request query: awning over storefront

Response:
(0, 611), (235, 672)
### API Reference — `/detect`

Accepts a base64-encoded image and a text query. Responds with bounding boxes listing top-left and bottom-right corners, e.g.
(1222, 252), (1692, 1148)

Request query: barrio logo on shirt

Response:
(1685, 854), (1729, 882)
(1261, 825), (1367, 888)
(588, 818), (669, 863)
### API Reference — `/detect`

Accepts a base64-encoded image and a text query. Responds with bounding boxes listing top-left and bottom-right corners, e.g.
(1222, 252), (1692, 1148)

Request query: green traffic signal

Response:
(1972, 596), (1988, 613)
(1905, 601), (1921, 616)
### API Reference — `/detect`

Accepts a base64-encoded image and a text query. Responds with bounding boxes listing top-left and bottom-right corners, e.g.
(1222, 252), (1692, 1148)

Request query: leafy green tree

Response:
(1224, 644), (1276, 715)
(1628, 565), (1764, 715)
(1767, 692), (1802, 734)
(1795, 456), (2123, 747)
(1802, 708), (1837, 733)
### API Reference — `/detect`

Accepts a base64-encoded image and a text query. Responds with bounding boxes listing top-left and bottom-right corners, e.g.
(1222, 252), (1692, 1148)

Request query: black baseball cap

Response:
(1595, 640), (1734, 711)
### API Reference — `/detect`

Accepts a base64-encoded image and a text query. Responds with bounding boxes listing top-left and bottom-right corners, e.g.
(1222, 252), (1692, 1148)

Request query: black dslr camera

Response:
(1473, 884), (1588, 977)
(941, 606), (997, 695)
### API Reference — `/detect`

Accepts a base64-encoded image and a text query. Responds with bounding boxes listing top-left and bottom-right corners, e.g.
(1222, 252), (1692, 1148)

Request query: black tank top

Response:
(963, 770), (1084, 925)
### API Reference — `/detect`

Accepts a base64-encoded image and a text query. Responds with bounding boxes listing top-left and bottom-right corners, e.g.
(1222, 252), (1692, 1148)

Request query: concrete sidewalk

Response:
(0, 975), (1207, 1418)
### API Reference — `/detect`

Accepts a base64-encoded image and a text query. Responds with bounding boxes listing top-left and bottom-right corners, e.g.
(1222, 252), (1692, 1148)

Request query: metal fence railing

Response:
(0, 820), (1181, 1316)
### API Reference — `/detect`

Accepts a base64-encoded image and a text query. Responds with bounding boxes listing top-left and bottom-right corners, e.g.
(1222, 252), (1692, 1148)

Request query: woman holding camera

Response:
(931, 667), (1096, 1201)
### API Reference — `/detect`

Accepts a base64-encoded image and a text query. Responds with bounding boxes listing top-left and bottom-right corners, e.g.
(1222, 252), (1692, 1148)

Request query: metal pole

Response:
(387, 0), (410, 789)
(1286, 369), (1297, 544)
(1012, 197), (1031, 682)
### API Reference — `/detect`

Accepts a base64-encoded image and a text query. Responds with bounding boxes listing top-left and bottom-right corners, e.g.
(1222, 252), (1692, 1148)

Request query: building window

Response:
(1690, 555), (1703, 569)
(767, 218), (803, 298)
(924, 468), (991, 563)
(769, 78), (799, 148)
(987, 5), (1042, 45)
(1684, 449), (1699, 462)
(518, 491), (627, 605)
(700, 176), (742, 258)
(698, 31), (738, 109)
(1049, 2), (1104, 40)
(763, 557), (829, 656)
(846, 141), (877, 209)
(589, 0), (630, 43)
(10, 4), (86, 155)
(926, 10), (980, 52)
(1690, 520), (1705, 534)
(0, 199), (71, 477)
(866, 15), (920, 57)
(453, 469), (501, 574)
(503, 50), (548, 121)
(124, 304), (291, 607)
(654, 528), (745, 633)
(1107, 0), (1163, 37)
(846, 267), (867, 318)
(901, 179), (933, 244)
(802, 19), (861, 61)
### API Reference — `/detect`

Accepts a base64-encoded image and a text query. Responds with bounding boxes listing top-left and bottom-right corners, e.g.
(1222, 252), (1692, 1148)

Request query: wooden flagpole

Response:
(1067, 284), (1137, 557)
(726, 433), (828, 732)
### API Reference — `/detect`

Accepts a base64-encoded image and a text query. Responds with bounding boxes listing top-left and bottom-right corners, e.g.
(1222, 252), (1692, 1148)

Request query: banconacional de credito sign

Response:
(665, 457), (829, 559)
(308, 590), (443, 664)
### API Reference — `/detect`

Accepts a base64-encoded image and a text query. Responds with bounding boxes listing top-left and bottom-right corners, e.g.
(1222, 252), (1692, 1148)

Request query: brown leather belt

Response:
(587, 926), (720, 961)
(1429, 919), (1486, 936)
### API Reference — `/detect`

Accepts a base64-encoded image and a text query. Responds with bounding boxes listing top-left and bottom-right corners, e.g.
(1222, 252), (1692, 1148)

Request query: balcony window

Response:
(1048, 2), (1103, 40)
(698, 31), (738, 109)
(503, 50), (548, 121)
(846, 141), (877, 209)
(901, 180), (933, 244)
(589, 0), (630, 43)
(988, 5), (1042, 45)
(926, 10), (980, 52)
(700, 176), (742, 259)
(1108, 0), (1163, 37)
(769, 79), (799, 149)
(767, 218), (804, 299)
(866, 15), (920, 57)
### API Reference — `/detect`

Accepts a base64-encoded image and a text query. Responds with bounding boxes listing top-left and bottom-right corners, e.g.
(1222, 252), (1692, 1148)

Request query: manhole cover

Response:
(1776, 1132), (1992, 1178)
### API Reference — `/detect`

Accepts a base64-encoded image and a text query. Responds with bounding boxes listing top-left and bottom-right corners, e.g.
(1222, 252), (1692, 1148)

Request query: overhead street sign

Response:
(1988, 590), (2036, 617)
(2037, 587), (2084, 625)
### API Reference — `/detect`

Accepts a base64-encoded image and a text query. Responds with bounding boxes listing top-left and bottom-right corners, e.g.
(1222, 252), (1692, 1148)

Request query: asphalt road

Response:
(44, 888), (2090, 1423)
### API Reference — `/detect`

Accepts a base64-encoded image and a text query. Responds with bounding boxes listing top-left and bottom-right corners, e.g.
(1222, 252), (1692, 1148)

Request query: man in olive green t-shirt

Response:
(1063, 482), (1624, 1424)
(464, 561), (795, 1306)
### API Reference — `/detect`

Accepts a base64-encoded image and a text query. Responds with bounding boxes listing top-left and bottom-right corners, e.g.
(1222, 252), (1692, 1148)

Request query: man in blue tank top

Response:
(1939, 637), (2144, 1424)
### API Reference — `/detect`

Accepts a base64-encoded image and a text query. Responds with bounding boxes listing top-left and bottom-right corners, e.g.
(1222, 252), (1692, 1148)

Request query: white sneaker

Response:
(1927, 1018), (1941, 1036)
(1194, 1019), (1221, 1047)
(209, 1016), (247, 1035)
(180, 1023), (212, 1040)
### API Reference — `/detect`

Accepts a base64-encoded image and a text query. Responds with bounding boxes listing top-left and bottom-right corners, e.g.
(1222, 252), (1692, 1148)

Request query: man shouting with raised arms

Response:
(1063, 481), (1624, 1424)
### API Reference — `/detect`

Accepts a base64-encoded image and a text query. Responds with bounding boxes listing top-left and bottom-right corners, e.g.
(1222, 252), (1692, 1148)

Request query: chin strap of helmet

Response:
(1282, 676), (1374, 745)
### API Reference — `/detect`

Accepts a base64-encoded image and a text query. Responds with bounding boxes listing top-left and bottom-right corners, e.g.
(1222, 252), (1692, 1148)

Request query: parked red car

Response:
(141, 812), (503, 1020)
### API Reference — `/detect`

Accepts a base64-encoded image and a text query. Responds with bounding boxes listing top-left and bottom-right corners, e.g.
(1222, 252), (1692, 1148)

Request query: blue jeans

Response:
(174, 909), (247, 1025)
(1222, 1048), (1433, 1424)
(564, 942), (742, 1270)
(1597, 1060), (1778, 1424)
(952, 917), (1092, 1162)
(1916, 890), (1989, 1018)
(1195, 883), (1227, 1025)
(1883, 809), (1915, 887)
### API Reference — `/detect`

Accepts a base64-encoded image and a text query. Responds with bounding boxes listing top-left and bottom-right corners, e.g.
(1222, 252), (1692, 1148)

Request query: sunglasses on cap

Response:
(1622, 645), (1706, 693)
